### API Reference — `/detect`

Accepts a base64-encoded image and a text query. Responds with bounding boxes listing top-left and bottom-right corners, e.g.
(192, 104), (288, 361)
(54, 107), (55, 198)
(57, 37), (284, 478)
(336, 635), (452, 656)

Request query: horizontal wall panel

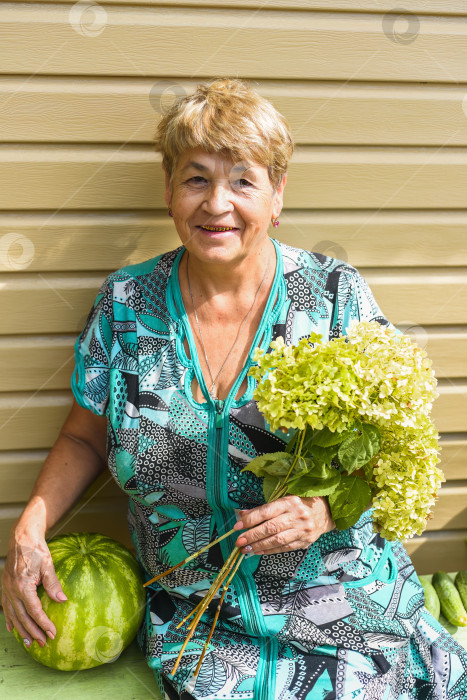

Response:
(0, 499), (133, 559)
(22, 1), (467, 15)
(405, 530), (467, 575)
(3, 211), (467, 273)
(1, 268), (466, 336)
(0, 435), (464, 505)
(0, 273), (108, 335)
(0, 215), (180, 273)
(438, 438), (467, 481)
(362, 269), (467, 326)
(0, 453), (123, 504)
(423, 332), (467, 379)
(1, 327), (466, 394)
(0, 146), (158, 211)
(0, 451), (48, 503)
(0, 337), (75, 392)
(425, 485), (467, 531)
(3, 78), (467, 147)
(3, 147), (467, 211)
(432, 383), (467, 433)
(0, 393), (73, 451)
(1, 7), (467, 83)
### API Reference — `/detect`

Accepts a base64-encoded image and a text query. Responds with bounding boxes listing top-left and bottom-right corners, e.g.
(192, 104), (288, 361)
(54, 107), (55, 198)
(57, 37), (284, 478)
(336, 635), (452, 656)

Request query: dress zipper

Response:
(215, 399), (224, 429)
(212, 397), (260, 634)
(211, 397), (274, 700)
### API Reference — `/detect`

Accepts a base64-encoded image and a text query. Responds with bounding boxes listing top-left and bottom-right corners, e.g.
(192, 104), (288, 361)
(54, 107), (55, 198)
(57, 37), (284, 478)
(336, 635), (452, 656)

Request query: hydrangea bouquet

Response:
(144, 319), (444, 677)
(247, 319), (444, 541)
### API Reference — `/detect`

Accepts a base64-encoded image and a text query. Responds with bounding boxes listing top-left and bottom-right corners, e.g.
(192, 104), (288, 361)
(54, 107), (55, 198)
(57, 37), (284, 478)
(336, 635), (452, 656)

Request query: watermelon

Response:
(13, 532), (146, 670)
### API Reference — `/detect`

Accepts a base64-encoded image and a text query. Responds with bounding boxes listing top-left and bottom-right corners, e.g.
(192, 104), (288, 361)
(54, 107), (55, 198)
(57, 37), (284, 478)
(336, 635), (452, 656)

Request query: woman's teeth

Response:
(200, 225), (235, 231)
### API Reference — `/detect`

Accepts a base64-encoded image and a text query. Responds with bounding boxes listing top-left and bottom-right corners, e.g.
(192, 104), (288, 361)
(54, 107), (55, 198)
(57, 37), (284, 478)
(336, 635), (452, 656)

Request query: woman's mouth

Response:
(198, 225), (237, 232)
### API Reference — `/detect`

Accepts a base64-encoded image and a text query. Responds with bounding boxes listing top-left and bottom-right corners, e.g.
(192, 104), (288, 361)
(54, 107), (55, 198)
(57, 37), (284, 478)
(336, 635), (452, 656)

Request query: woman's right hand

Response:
(1, 524), (68, 648)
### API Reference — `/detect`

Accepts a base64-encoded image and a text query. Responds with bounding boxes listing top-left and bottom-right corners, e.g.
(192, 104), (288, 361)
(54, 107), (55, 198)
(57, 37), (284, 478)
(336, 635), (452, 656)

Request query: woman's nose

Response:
(203, 181), (234, 213)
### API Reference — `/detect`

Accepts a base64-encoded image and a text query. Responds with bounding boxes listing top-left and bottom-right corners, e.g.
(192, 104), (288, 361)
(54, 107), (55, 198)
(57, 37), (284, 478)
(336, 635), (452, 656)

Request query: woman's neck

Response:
(183, 237), (276, 302)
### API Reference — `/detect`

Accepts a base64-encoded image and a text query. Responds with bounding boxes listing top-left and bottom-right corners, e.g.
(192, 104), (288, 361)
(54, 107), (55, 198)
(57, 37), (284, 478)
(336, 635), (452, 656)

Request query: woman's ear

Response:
(272, 172), (287, 219)
(164, 168), (172, 208)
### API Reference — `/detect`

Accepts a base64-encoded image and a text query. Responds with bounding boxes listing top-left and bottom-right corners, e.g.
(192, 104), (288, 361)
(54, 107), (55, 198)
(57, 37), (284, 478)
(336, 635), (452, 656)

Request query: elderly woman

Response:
(2, 78), (467, 700)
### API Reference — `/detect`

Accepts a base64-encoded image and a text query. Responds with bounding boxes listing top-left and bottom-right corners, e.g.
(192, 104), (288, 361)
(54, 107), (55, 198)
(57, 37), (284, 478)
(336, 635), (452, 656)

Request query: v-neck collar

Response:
(167, 238), (284, 412)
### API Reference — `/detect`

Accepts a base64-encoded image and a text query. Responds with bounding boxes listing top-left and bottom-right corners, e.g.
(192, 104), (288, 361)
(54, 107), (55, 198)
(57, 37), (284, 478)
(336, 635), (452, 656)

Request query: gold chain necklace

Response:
(186, 251), (271, 400)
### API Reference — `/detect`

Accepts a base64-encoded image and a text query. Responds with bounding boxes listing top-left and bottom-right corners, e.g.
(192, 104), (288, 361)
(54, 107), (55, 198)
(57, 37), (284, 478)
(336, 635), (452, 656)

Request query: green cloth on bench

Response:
(0, 612), (162, 700)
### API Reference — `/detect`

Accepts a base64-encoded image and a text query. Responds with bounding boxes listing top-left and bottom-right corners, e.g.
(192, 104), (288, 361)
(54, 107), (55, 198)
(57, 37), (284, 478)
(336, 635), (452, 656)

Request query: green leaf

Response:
(286, 463), (341, 498)
(291, 455), (308, 477)
(307, 443), (339, 466)
(242, 452), (293, 478)
(263, 474), (282, 501)
(361, 423), (381, 454)
(327, 475), (371, 530)
(309, 426), (356, 448)
(337, 424), (381, 473)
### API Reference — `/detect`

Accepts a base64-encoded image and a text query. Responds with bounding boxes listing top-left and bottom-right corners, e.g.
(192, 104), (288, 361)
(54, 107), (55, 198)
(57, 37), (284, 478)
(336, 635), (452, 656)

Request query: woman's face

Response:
(164, 146), (287, 267)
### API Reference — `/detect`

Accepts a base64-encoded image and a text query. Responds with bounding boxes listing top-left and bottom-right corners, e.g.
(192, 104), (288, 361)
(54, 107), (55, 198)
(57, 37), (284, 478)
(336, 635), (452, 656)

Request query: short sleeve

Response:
(341, 267), (402, 337)
(70, 276), (114, 416)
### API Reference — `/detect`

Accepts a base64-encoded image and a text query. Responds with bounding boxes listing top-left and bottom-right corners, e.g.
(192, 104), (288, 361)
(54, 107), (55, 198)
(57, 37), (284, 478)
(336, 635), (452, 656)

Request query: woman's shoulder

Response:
(275, 239), (366, 296)
(105, 246), (183, 285)
(276, 238), (360, 277)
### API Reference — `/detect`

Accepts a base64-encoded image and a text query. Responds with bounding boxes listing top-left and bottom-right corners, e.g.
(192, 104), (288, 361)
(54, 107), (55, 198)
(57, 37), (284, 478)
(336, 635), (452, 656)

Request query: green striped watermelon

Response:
(13, 532), (146, 670)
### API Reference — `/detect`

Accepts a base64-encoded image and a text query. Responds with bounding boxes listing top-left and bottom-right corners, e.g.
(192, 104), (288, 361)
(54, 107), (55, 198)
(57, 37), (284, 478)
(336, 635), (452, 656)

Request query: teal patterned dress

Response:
(71, 239), (467, 700)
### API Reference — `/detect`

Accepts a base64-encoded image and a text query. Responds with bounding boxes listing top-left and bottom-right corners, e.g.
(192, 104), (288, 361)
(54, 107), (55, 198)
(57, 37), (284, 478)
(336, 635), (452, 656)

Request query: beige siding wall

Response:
(0, 2), (466, 582)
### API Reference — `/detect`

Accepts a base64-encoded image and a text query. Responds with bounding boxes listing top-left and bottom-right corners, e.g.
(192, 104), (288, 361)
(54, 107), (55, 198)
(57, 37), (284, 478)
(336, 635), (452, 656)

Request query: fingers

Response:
(235, 513), (294, 552)
(2, 595), (14, 634)
(233, 497), (292, 533)
(41, 566), (68, 604)
(3, 600), (34, 647)
(21, 581), (58, 640)
(240, 525), (308, 554)
(233, 495), (332, 554)
(9, 593), (50, 647)
(1, 535), (64, 646)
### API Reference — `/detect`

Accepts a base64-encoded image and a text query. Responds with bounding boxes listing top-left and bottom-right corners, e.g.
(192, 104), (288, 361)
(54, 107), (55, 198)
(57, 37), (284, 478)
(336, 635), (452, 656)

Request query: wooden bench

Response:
(2, 577), (467, 700)
(0, 611), (163, 699)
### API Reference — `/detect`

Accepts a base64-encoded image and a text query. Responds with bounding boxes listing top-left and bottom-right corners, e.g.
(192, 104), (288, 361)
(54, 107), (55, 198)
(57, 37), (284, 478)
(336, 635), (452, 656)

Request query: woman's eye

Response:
(188, 176), (206, 184)
(186, 176), (252, 187)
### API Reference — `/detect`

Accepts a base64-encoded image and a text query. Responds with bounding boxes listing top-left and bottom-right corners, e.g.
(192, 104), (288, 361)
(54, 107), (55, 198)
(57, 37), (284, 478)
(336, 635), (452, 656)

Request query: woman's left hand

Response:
(233, 495), (335, 555)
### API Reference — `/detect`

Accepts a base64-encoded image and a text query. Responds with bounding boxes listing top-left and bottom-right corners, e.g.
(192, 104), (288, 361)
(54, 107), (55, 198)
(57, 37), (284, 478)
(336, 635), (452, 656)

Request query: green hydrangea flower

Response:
(248, 320), (444, 541)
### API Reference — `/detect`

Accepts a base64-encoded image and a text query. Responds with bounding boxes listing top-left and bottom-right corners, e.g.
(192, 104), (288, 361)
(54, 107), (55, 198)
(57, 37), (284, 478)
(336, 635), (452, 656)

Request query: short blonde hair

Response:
(153, 77), (294, 192)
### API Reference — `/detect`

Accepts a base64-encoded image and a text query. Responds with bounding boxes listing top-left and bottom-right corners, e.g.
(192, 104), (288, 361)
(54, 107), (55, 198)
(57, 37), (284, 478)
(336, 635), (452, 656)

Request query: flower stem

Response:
(193, 551), (244, 678)
(170, 546), (241, 676)
(143, 526), (237, 587)
(186, 546), (240, 630)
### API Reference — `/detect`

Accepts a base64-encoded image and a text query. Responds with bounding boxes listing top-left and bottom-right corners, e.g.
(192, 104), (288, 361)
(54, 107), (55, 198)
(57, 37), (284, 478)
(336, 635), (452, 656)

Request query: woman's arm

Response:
(1, 399), (108, 648)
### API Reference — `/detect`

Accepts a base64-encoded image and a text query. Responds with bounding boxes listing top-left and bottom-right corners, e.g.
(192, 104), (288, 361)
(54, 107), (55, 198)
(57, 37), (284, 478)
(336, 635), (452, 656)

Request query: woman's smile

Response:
(196, 224), (239, 237)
